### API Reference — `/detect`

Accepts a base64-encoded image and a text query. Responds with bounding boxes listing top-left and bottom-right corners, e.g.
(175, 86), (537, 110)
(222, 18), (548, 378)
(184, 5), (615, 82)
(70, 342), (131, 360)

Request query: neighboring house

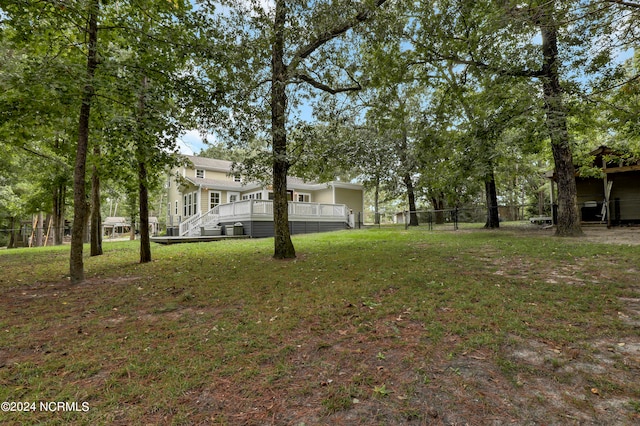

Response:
(166, 155), (364, 237)
(102, 217), (131, 237)
(547, 146), (640, 225)
(102, 216), (159, 237)
(576, 146), (640, 225)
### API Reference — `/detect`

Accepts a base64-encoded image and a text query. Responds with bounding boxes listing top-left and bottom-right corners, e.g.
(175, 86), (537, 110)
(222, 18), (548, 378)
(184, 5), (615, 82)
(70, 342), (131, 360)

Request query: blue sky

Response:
(176, 129), (226, 155)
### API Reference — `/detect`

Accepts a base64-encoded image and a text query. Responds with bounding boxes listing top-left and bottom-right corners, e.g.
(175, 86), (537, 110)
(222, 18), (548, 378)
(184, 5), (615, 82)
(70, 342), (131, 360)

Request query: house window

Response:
(192, 192), (198, 215)
(234, 174), (241, 182)
(228, 192), (240, 203)
(242, 191), (263, 200)
(174, 201), (178, 215)
(196, 169), (204, 179)
(210, 191), (221, 209)
(184, 192), (198, 216)
(297, 193), (310, 202)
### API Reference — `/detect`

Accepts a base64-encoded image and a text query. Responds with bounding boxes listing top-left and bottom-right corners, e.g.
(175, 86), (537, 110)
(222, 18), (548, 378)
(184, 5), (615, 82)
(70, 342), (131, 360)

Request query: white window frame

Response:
(227, 191), (240, 203)
(192, 192), (198, 215)
(296, 193), (311, 202)
(209, 191), (221, 209)
(196, 169), (205, 179)
(183, 192), (198, 217)
(242, 191), (263, 200)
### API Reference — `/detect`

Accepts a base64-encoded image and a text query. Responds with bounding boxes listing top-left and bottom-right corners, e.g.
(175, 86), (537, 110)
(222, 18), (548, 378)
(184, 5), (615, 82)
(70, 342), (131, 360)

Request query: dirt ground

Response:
(550, 225), (640, 246)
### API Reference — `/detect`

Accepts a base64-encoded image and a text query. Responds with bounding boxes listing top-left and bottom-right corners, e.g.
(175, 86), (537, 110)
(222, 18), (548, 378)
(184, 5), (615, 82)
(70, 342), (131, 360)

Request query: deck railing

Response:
(179, 212), (203, 236)
(179, 200), (348, 236)
(214, 200), (347, 221)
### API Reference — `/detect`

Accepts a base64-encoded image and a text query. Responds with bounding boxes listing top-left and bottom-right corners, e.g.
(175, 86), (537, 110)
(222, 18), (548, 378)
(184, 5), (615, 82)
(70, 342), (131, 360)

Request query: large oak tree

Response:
(201, 0), (390, 258)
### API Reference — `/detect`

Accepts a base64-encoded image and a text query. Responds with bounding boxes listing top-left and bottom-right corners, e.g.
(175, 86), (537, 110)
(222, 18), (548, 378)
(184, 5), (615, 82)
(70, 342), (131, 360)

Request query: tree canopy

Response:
(1, 0), (638, 262)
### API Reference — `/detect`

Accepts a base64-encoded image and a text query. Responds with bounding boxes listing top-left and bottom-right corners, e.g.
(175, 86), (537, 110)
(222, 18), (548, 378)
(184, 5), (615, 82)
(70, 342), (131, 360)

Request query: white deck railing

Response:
(179, 212), (202, 236)
(179, 200), (347, 236)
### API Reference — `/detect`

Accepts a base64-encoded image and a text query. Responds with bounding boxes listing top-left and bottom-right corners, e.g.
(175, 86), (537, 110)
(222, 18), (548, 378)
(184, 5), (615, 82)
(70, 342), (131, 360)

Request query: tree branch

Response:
(427, 50), (545, 78)
(18, 144), (71, 170)
(292, 72), (361, 94)
(588, 72), (640, 96)
(288, 0), (389, 71)
(605, 0), (640, 8)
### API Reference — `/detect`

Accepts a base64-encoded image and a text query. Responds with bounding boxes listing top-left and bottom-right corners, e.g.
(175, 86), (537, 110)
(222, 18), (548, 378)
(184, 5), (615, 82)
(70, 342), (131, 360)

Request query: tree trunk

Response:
(374, 175), (380, 225)
(70, 0), (99, 283)
(403, 173), (419, 226)
(52, 182), (65, 245)
(540, 4), (582, 237)
(8, 217), (17, 249)
(432, 195), (445, 224)
(138, 159), (151, 263)
(271, 0), (295, 259)
(398, 124), (418, 226)
(35, 212), (43, 247)
(137, 75), (152, 263)
(129, 191), (137, 241)
(90, 146), (103, 256)
(484, 169), (500, 228)
(84, 210), (91, 243)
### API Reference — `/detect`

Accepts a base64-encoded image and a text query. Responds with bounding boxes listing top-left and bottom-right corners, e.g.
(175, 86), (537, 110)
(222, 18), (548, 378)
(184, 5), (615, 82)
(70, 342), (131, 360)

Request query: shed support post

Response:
(603, 161), (611, 228)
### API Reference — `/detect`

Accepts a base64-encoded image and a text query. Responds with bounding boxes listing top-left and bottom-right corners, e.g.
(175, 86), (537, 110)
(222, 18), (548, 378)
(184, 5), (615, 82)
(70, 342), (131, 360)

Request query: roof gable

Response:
(180, 155), (363, 190)
(185, 155), (233, 172)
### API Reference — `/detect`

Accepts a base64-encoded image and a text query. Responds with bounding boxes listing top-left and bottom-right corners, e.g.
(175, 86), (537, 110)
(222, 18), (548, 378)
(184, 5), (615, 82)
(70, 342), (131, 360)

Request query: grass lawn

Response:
(1, 227), (639, 425)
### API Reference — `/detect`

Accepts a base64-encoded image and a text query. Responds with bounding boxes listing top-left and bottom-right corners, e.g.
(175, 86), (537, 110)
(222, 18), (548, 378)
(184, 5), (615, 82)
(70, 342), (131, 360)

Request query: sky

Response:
(176, 129), (220, 155)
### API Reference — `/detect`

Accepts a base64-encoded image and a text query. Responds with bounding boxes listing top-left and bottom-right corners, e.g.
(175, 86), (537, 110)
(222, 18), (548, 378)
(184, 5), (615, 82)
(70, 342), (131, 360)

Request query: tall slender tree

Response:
(70, 0), (100, 283)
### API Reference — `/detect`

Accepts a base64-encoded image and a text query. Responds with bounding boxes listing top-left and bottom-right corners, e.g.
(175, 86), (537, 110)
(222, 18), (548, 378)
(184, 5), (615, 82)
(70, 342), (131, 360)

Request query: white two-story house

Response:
(166, 155), (364, 237)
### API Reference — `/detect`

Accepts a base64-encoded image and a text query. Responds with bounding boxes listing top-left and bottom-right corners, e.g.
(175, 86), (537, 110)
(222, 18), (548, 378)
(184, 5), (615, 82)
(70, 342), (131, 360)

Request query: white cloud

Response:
(177, 129), (221, 155)
(175, 138), (194, 155)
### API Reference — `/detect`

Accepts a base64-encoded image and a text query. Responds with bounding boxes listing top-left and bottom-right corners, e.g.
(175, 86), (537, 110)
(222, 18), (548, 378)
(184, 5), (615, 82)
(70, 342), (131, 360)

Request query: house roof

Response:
(185, 155), (233, 172)
(546, 145), (640, 180)
(179, 155), (363, 191)
(103, 217), (129, 225)
(185, 177), (259, 191)
(185, 175), (331, 191)
(587, 145), (640, 174)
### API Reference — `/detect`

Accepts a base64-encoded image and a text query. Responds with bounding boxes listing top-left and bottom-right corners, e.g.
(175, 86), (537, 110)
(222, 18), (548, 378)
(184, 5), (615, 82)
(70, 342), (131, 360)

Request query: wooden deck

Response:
(150, 235), (250, 245)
